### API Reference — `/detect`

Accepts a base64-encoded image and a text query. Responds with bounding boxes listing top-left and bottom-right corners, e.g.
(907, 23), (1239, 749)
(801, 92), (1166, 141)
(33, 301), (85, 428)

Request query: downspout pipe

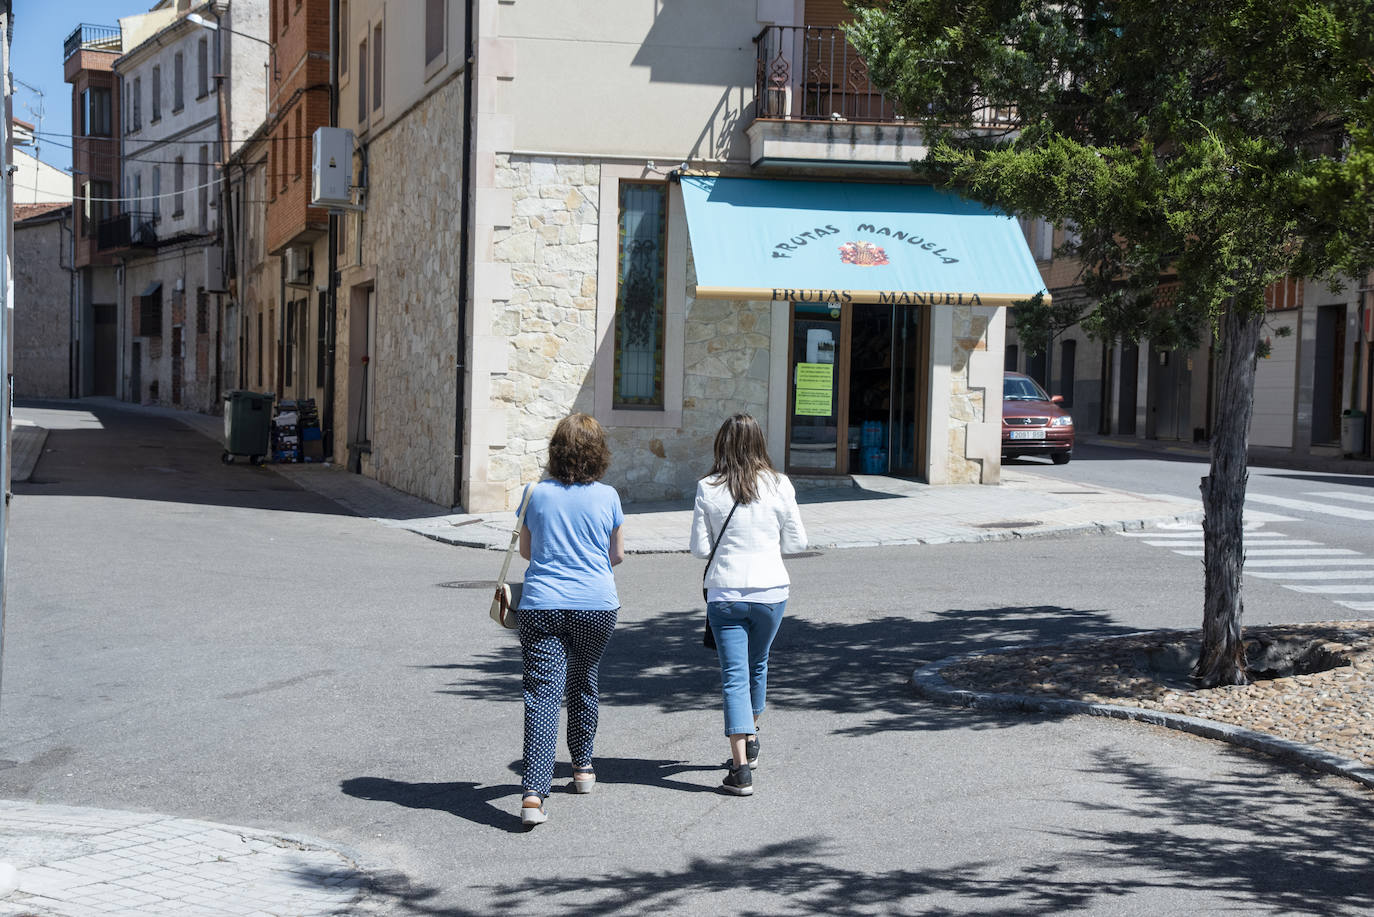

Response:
(454, 0), (475, 509)
(323, 0), (338, 458)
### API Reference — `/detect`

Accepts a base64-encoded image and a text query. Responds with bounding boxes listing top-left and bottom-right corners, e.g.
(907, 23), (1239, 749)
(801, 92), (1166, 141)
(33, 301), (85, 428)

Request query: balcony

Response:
(64, 24), (122, 61)
(747, 25), (1017, 168)
(97, 212), (159, 252)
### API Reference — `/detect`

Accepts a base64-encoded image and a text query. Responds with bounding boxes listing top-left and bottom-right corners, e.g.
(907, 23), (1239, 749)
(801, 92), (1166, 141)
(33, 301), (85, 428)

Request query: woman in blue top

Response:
(516, 413), (625, 827)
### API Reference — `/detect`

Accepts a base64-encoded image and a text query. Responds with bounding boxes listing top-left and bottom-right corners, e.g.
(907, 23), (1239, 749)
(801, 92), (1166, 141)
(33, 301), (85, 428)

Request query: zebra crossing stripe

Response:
(1283, 584), (1374, 594)
(1172, 548), (1359, 557)
(1336, 600), (1374, 612)
(1244, 558), (1374, 567)
(1244, 493), (1374, 520)
(1248, 570), (1374, 579)
(1306, 491), (1374, 505)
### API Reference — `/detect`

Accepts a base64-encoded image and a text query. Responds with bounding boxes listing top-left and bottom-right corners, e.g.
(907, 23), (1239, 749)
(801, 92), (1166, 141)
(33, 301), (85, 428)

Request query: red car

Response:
(1002, 372), (1074, 464)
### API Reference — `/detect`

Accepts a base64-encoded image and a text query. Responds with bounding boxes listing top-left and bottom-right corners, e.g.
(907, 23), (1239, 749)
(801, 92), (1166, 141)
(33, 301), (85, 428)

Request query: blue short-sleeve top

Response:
(518, 479), (624, 611)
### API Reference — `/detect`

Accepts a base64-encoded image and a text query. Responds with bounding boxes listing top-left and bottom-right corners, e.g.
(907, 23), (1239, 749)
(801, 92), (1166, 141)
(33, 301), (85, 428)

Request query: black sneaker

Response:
(745, 734), (760, 769)
(721, 763), (753, 796)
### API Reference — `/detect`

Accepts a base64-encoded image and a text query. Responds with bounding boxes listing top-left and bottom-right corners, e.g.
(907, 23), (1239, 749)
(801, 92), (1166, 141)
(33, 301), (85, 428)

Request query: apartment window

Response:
(173, 52), (184, 111)
(279, 0), (289, 34)
(425, 0), (445, 67)
(256, 312), (264, 387)
(81, 87), (112, 136)
(339, 1), (349, 76)
(372, 22), (383, 112)
(198, 38), (209, 98)
(197, 289), (210, 335)
(140, 286), (163, 338)
(198, 146), (210, 230)
(279, 130), (288, 191)
(294, 108), (303, 178)
(357, 37), (368, 124)
(133, 173), (142, 211)
(173, 156), (185, 217)
(132, 77), (142, 130)
(151, 65), (161, 121)
(270, 137), (278, 199)
(613, 183), (667, 409)
(152, 167), (162, 219)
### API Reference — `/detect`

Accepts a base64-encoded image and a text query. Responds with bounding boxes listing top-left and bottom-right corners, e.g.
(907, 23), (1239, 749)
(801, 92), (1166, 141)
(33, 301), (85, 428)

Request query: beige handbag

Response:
(489, 486), (532, 629)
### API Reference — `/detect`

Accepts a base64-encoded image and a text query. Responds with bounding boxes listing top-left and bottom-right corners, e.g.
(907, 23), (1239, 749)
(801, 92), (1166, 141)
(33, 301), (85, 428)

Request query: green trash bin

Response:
(222, 390), (273, 464)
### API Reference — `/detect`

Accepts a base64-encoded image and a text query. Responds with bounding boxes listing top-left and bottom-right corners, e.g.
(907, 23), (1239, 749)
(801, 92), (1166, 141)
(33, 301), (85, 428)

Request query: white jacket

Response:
(690, 473), (807, 589)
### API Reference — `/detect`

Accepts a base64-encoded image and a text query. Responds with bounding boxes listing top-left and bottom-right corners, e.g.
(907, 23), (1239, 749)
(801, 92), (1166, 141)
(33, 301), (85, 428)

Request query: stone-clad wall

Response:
(608, 279), (772, 502)
(488, 154), (773, 505)
(947, 304), (993, 484)
(360, 77), (462, 507)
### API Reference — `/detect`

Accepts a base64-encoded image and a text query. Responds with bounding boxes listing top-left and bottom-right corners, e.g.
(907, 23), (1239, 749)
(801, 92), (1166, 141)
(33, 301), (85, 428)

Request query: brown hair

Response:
(707, 413), (778, 504)
(547, 413), (612, 484)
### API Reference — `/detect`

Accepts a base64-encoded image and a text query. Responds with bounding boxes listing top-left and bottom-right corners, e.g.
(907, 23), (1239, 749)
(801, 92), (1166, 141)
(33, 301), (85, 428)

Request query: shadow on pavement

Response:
(433, 604), (1135, 737)
(13, 401), (357, 515)
(357, 748), (1374, 915)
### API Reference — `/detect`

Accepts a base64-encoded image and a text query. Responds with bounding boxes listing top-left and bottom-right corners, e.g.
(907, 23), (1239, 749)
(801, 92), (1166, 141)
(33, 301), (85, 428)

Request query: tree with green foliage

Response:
(847, 0), (1374, 686)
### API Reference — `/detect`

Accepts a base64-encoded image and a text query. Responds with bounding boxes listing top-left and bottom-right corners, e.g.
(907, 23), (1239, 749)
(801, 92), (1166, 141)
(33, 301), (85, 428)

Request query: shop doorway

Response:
(785, 302), (928, 478)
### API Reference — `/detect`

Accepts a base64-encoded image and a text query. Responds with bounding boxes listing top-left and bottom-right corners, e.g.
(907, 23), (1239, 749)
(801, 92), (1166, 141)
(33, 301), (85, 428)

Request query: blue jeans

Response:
(707, 600), (786, 736)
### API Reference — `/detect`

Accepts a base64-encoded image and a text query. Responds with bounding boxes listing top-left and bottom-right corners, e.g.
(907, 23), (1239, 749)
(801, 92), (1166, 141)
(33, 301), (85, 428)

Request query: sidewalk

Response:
(58, 399), (1205, 552)
(0, 801), (373, 917)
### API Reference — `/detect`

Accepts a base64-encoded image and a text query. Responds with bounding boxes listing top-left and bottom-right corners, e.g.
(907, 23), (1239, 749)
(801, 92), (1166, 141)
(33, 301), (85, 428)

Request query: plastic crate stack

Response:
(272, 400), (302, 463)
(298, 399), (324, 462)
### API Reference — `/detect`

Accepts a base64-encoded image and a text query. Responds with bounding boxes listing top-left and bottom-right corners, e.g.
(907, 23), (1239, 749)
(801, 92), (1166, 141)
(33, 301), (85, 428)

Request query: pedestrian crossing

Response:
(1121, 488), (1374, 614)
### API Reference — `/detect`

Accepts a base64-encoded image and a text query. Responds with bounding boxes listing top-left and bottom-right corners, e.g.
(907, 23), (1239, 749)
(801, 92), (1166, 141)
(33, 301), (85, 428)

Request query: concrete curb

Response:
(400, 509), (1208, 553)
(910, 639), (1374, 791)
(9, 424), (49, 484)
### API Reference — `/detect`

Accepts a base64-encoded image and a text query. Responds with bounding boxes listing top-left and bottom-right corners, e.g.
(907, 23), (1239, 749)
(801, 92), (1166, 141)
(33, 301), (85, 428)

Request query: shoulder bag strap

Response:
(703, 500), (741, 586)
(496, 484), (533, 585)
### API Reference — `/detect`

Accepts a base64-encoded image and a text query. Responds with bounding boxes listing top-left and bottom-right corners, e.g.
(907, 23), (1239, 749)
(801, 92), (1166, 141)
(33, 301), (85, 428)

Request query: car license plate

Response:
(1009, 429), (1045, 440)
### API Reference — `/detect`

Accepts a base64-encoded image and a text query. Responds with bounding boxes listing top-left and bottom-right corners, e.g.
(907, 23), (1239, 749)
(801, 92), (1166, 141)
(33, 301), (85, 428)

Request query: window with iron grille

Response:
(613, 182), (667, 409)
(140, 289), (163, 338)
(197, 289), (209, 335)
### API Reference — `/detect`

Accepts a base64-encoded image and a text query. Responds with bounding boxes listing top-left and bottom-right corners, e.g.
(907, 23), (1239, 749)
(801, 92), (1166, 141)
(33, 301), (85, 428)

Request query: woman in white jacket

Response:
(690, 413), (807, 796)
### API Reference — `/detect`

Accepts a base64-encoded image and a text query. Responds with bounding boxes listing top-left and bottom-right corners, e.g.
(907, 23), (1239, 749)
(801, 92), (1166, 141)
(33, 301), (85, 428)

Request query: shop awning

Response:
(679, 176), (1048, 307)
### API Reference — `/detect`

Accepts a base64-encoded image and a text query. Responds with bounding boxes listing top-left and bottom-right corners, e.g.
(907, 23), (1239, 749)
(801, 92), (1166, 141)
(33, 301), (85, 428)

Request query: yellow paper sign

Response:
(795, 363), (834, 417)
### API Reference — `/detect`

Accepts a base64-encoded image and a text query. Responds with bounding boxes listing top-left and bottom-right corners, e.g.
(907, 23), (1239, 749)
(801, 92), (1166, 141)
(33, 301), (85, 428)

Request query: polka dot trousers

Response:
(518, 608), (618, 798)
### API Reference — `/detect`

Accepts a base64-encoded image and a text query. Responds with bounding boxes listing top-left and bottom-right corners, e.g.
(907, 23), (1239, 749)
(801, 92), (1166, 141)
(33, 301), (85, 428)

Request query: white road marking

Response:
(1336, 601), (1374, 612)
(1173, 548), (1359, 557)
(1283, 584), (1374, 595)
(1244, 558), (1374, 567)
(1305, 491), (1374, 505)
(1247, 570), (1374, 580)
(1243, 492), (1374, 520)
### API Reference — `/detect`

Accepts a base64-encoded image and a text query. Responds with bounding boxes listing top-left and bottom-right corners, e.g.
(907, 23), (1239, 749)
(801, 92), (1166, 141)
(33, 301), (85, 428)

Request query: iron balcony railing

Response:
(752, 25), (1017, 128)
(97, 212), (159, 251)
(64, 24), (121, 61)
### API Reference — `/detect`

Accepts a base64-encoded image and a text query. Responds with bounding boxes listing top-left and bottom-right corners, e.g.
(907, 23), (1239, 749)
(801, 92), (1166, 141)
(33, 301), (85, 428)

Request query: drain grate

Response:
(976, 520), (1041, 529)
(438, 580), (497, 589)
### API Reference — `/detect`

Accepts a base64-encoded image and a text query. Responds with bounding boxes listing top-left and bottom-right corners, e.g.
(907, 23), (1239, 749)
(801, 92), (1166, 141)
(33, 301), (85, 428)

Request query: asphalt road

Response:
(3, 404), (1372, 915)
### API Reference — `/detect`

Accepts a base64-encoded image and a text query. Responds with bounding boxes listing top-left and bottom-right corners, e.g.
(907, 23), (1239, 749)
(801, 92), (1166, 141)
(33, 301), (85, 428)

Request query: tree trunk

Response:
(1195, 305), (1264, 687)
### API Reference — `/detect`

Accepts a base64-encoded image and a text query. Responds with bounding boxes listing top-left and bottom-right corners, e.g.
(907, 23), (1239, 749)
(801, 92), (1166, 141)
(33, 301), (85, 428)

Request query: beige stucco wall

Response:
(498, 0), (764, 162)
(353, 74), (463, 507)
(14, 215), (73, 399)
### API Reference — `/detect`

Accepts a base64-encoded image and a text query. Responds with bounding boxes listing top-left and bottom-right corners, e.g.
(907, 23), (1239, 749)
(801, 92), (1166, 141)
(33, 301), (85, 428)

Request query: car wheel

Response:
(1051, 451), (1072, 465)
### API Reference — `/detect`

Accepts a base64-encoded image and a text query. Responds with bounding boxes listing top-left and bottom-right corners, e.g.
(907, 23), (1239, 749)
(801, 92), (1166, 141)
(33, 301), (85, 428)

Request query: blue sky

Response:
(11, 0), (146, 173)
